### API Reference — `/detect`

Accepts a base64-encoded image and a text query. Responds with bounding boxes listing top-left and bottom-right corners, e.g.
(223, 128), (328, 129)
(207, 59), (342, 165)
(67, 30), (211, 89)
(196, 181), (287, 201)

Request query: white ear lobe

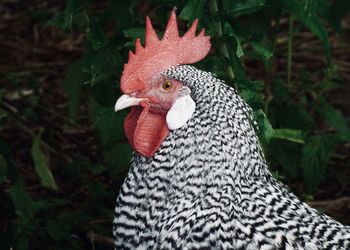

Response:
(166, 95), (196, 130)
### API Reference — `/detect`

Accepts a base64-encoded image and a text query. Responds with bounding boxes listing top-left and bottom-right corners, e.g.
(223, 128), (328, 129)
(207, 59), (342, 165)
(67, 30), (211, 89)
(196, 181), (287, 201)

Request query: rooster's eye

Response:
(161, 81), (173, 91)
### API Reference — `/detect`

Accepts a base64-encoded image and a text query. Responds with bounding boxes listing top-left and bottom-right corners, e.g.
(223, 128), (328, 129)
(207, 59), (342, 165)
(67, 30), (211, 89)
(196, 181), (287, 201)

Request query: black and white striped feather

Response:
(113, 65), (350, 249)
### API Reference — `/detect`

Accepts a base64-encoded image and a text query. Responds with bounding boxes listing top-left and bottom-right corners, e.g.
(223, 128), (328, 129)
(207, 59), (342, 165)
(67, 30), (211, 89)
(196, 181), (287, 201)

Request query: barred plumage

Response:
(113, 65), (350, 249)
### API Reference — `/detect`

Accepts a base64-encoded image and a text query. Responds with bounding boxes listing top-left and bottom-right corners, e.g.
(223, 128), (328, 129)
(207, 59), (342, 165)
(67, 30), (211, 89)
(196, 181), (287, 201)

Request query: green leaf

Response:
(46, 219), (70, 241)
(250, 41), (273, 62)
(48, 13), (66, 30)
(268, 140), (301, 179)
(64, 1), (77, 30)
(254, 109), (274, 143)
(63, 60), (87, 119)
(31, 135), (58, 190)
(86, 23), (109, 50)
(104, 143), (132, 174)
(123, 28), (145, 40)
(225, 33), (246, 80)
(271, 78), (290, 102)
(81, 48), (120, 92)
(223, 22), (244, 58)
(271, 170), (286, 181)
(88, 98), (125, 145)
(49, 0), (85, 31)
(63, 0), (82, 31)
(86, 163), (107, 175)
(180, 0), (206, 23)
(269, 103), (315, 131)
(108, 0), (134, 29)
(275, 0), (304, 20)
(239, 79), (264, 92)
(239, 80), (264, 109)
(273, 129), (305, 143)
(304, 14), (331, 63)
(224, 0), (267, 16)
(318, 99), (350, 141)
(301, 135), (339, 192)
(10, 178), (38, 218)
(240, 89), (264, 109)
(278, 0), (331, 63)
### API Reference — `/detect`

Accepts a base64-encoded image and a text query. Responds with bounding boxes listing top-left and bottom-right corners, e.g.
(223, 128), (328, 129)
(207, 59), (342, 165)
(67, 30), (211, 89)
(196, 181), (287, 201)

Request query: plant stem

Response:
(264, 15), (281, 115)
(208, 0), (236, 88)
(287, 14), (294, 86)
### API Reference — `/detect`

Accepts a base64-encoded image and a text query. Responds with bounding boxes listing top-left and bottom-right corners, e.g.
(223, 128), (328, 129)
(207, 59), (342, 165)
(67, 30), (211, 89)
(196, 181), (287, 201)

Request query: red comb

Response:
(120, 9), (211, 94)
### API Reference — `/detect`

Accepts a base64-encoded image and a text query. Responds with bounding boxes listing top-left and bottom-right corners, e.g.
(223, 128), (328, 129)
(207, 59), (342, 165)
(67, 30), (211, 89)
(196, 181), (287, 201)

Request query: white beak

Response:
(114, 94), (145, 112)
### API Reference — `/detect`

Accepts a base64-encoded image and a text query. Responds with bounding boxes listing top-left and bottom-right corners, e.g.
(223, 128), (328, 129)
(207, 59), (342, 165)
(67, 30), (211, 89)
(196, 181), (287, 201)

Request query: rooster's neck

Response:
(132, 66), (271, 194)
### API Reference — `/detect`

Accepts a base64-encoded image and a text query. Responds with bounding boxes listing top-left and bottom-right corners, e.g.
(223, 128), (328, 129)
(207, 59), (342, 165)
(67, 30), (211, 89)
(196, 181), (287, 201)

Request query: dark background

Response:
(0, 0), (349, 249)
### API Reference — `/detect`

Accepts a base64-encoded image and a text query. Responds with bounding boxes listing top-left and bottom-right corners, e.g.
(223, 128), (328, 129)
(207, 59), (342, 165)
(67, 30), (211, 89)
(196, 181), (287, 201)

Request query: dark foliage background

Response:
(0, 0), (350, 249)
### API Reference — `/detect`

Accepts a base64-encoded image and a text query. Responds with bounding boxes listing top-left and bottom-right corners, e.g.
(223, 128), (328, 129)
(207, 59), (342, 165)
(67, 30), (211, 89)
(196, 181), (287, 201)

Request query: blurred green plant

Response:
(1, 0), (350, 249)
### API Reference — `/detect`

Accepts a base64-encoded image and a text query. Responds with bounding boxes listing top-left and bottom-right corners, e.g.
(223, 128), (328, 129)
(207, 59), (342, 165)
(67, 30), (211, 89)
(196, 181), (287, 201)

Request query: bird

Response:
(112, 9), (350, 250)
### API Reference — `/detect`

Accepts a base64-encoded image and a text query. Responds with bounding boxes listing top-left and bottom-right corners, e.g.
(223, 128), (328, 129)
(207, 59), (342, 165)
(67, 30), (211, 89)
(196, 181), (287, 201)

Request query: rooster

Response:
(113, 9), (350, 249)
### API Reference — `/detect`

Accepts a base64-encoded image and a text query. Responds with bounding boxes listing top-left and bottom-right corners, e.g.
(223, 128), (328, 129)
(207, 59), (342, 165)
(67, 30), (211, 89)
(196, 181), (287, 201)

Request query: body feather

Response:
(113, 65), (350, 249)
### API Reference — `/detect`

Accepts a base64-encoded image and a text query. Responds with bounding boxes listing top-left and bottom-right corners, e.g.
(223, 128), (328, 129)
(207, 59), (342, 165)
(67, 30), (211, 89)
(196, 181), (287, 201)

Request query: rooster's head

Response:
(114, 9), (211, 158)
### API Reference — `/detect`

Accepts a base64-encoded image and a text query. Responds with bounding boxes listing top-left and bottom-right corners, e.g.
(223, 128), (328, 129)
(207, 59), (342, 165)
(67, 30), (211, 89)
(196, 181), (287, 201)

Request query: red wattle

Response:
(124, 103), (169, 158)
